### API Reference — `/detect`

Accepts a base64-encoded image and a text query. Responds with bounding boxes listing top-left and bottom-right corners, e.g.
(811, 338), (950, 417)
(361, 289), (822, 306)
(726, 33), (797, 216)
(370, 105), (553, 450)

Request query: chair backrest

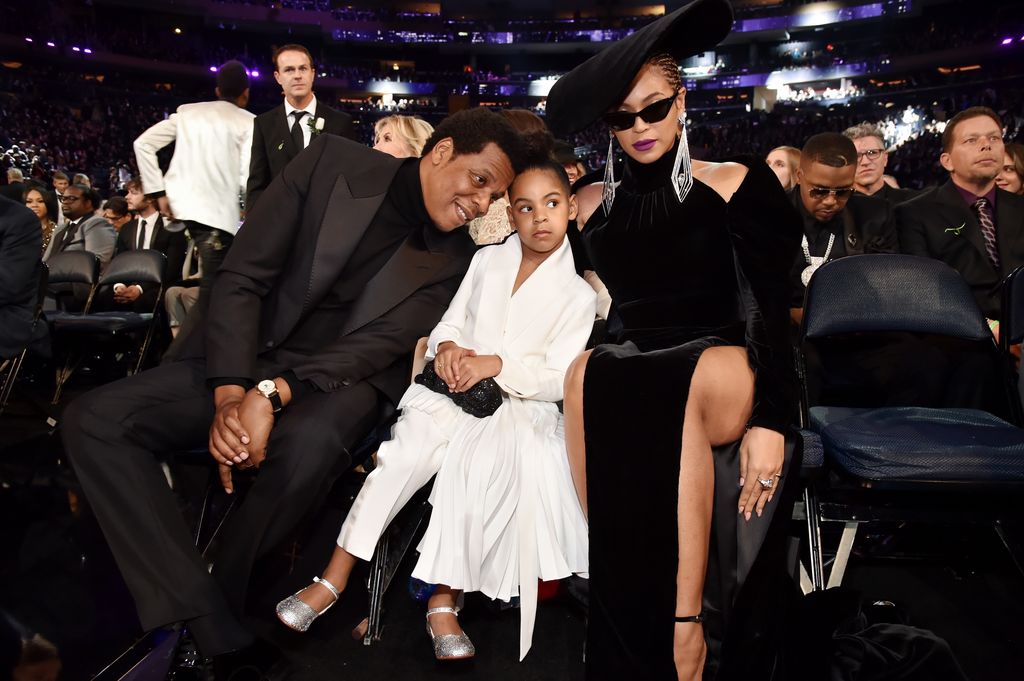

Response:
(803, 254), (990, 342)
(98, 249), (167, 287)
(1001, 265), (1024, 347)
(45, 251), (99, 286)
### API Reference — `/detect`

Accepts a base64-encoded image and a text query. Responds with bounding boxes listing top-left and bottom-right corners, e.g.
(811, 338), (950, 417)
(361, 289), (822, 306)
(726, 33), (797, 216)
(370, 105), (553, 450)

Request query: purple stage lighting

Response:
(24, 37), (32, 43)
(251, 70), (259, 78)
(72, 46), (81, 52)
(84, 48), (92, 54)
(1001, 37), (1013, 45)
(46, 41), (55, 47)
(209, 66), (218, 72)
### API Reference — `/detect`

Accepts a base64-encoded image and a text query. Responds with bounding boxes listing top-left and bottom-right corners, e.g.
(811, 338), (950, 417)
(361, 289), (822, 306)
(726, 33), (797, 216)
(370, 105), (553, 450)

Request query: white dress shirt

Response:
(136, 212), (157, 250)
(285, 95), (317, 150)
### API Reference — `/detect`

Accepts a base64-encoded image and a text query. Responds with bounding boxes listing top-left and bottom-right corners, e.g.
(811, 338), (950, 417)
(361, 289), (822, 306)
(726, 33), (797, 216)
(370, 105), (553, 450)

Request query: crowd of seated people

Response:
(1, 11), (1023, 677)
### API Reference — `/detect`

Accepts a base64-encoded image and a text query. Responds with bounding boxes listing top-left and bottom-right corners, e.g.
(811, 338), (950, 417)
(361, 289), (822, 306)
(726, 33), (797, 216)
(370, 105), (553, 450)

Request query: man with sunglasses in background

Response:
(788, 132), (898, 312)
(843, 122), (918, 205)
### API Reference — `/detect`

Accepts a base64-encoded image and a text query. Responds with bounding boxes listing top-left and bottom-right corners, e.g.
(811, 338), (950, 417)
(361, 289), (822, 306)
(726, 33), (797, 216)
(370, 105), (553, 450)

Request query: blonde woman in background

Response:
(373, 115), (435, 158)
(766, 145), (801, 191)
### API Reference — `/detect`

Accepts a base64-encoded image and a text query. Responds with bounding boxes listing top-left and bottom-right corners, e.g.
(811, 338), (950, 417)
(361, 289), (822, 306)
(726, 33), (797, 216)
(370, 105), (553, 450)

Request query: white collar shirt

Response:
(284, 95), (318, 150)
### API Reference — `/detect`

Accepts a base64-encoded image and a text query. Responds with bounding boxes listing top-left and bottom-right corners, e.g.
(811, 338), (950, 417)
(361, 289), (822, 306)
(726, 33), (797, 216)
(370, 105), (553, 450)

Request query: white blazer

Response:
(427, 233), (597, 403)
(134, 100), (255, 235)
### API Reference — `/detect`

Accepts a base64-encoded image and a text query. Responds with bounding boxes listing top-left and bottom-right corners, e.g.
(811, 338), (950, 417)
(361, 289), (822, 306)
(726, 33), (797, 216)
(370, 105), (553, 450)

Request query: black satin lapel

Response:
(306, 175), (385, 312)
(342, 237), (452, 335)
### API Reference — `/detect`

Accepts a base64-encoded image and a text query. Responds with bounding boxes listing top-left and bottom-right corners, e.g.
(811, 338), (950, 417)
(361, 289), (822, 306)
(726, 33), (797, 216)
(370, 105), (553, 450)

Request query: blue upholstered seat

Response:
(810, 406), (1024, 483)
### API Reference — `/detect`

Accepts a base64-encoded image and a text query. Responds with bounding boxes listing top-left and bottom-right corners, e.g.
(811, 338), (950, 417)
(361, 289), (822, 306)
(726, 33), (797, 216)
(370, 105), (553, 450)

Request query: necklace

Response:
(800, 232), (835, 287)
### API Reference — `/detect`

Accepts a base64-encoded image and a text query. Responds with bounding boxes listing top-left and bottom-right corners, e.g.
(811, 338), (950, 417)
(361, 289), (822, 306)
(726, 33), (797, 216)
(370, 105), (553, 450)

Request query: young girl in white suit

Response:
(275, 160), (596, 661)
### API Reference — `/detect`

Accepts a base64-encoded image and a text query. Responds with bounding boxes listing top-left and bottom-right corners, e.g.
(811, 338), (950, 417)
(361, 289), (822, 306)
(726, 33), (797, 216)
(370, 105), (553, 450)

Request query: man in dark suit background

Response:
(843, 122), (918, 205)
(97, 176), (188, 312)
(788, 132), (899, 311)
(245, 44), (356, 211)
(62, 108), (525, 674)
(898, 106), (1024, 321)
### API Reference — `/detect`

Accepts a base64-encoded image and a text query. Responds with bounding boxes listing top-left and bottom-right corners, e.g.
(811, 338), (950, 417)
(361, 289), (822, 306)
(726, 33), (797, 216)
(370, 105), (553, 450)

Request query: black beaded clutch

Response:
(415, 360), (503, 418)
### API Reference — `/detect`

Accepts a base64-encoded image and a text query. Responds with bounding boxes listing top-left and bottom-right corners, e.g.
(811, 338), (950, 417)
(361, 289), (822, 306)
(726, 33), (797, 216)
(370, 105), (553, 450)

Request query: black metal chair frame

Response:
(798, 255), (1024, 590)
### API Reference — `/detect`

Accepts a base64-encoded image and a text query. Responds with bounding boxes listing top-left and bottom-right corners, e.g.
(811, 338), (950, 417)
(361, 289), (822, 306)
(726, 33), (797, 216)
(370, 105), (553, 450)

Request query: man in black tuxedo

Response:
(843, 122), (918, 205)
(62, 109), (524, 671)
(898, 106), (1024, 320)
(0, 195), (41, 360)
(245, 44), (356, 211)
(97, 177), (188, 312)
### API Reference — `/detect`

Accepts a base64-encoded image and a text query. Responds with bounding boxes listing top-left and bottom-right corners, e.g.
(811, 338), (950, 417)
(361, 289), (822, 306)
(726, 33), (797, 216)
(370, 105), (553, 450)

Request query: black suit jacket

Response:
(0, 195), (42, 358)
(245, 100), (356, 211)
(116, 214), (188, 287)
(897, 180), (1024, 318)
(181, 135), (476, 406)
(866, 183), (920, 207)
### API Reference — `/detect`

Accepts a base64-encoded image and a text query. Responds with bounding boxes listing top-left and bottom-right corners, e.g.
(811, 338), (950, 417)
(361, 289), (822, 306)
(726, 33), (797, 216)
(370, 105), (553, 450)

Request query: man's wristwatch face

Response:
(257, 379), (282, 413)
(257, 379), (277, 398)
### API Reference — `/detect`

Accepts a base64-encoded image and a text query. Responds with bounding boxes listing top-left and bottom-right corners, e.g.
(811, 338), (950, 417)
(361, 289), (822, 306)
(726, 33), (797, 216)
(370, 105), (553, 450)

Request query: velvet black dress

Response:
(581, 147), (803, 680)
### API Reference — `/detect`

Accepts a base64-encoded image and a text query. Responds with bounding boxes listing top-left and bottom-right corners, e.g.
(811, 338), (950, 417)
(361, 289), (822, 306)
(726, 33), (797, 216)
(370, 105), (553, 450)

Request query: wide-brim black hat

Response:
(546, 0), (734, 137)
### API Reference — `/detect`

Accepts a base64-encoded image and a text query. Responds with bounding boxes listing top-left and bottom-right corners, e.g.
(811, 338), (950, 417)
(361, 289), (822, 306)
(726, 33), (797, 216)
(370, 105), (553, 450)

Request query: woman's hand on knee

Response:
(737, 426), (785, 521)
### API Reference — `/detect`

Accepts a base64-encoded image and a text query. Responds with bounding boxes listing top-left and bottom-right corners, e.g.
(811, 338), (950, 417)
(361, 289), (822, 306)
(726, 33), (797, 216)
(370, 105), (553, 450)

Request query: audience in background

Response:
(72, 173), (91, 188)
(997, 142), (1024, 195)
(23, 188), (58, 257)
(898, 106), (1024, 321)
(372, 115), (435, 158)
(45, 184), (116, 264)
(766, 145), (801, 191)
(843, 122), (918, 204)
(245, 44), (356, 212)
(101, 196), (132, 232)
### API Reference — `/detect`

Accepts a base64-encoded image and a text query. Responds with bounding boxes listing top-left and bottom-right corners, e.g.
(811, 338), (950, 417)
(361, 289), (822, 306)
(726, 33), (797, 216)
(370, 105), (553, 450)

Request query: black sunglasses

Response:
(808, 186), (855, 200)
(602, 95), (677, 132)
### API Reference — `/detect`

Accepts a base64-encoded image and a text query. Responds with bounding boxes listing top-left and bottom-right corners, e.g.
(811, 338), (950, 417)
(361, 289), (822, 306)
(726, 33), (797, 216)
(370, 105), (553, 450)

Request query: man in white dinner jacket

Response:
(134, 61), (255, 349)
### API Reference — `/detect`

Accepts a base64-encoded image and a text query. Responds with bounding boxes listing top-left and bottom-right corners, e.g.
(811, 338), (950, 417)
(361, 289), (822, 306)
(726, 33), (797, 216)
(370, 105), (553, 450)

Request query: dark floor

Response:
(2, 370), (1024, 681)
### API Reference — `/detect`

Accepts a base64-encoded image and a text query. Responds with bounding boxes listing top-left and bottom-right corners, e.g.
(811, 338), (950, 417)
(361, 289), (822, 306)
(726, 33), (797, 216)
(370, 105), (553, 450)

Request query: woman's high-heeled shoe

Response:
(275, 576), (341, 632)
(425, 607), (475, 660)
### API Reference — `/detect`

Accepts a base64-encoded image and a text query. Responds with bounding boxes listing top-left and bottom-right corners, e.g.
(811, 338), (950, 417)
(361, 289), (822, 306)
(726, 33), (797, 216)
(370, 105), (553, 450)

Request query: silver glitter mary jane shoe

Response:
(425, 606), (475, 660)
(275, 576), (341, 632)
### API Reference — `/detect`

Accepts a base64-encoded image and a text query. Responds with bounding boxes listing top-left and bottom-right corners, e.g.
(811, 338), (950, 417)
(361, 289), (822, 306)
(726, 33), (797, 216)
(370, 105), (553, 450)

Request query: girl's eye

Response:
(518, 205), (532, 213)
(547, 200), (558, 208)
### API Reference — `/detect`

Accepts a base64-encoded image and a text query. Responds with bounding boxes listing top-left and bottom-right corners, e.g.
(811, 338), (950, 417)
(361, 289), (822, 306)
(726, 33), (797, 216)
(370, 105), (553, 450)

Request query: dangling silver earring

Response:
(671, 112), (693, 203)
(602, 132), (616, 214)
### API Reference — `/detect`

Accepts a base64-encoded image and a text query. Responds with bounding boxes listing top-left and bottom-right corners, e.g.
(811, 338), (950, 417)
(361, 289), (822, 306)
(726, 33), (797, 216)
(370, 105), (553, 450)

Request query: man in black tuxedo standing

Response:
(98, 177), (188, 312)
(61, 108), (525, 674)
(245, 44), (356, 211)
(898, 106), (1024, 321)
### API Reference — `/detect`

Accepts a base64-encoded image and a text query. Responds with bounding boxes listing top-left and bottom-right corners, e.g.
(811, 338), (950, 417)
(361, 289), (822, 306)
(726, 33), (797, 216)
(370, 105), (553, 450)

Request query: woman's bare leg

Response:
(563, 349), (593, 518)
(426, 585), (465, 636)
(292, 545), (360, 611)
(674, 346), (755, 681)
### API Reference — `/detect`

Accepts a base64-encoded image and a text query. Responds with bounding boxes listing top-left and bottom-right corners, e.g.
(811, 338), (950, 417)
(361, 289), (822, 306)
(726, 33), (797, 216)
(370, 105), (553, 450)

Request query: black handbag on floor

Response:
(415, 360), (503, 418)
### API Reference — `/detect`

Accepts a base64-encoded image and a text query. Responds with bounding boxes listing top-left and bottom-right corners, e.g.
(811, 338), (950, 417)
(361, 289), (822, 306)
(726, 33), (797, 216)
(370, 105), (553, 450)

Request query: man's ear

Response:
(431, 137), (454, 166)
(796, 166), (804, 185)
(568, 193), (579, 221)
(939, 151), (954, 173)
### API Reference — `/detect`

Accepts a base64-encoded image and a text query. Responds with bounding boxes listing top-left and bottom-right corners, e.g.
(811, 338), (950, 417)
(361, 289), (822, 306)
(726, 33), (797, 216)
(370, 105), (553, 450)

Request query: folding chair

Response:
(799, 254), (1024, 590)
(0, 263), (48, 415)
(50, 250), (166, 403)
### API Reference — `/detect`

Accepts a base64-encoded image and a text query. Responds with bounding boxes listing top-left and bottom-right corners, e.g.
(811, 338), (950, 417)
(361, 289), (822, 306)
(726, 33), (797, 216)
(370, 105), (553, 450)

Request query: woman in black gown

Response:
(546, 1), (803, 679)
